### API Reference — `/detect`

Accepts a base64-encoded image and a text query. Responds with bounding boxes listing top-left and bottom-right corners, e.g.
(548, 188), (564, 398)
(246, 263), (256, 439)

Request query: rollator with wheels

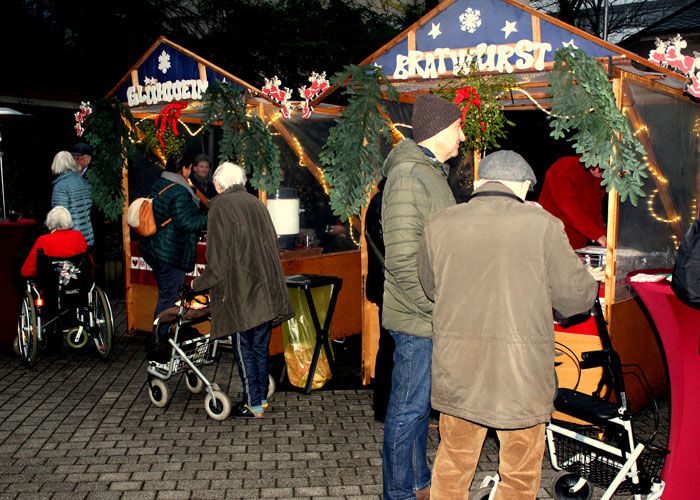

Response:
(16, 250), (114, 367)
(545, 296), (667, 500)
(145, 290), (276, 421)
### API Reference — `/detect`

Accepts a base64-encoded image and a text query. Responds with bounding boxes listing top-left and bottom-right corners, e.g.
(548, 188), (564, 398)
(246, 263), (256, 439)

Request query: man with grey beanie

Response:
(381, 94), (464, 500)
(417, 150), (597, 498)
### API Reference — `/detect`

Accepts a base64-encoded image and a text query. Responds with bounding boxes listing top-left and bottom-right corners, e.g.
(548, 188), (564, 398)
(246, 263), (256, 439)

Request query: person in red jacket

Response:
(538, 156), (607, 250)
(21, 206), (88, 278)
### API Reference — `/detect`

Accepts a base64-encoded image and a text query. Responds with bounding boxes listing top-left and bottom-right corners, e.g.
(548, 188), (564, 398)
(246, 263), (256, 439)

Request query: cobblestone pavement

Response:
(0, 300), (669, 499)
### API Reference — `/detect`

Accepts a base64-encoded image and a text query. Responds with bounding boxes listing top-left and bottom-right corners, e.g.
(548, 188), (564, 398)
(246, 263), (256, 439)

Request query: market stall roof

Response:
(107, 36), (272, 116)
(107, 36), (344, 121)
(360, 0), (687, 107)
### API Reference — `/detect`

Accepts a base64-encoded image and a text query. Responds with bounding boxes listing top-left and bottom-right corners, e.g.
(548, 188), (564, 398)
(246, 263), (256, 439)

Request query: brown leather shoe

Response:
(415, 486), (430, 500)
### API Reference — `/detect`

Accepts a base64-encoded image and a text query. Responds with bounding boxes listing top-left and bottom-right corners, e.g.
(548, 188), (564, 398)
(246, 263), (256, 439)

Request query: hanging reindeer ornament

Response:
(261, 72), (330, 119)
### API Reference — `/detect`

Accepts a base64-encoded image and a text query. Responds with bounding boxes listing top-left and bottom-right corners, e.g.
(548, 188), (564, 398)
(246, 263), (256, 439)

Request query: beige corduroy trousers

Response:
(431, 414), (546, 500)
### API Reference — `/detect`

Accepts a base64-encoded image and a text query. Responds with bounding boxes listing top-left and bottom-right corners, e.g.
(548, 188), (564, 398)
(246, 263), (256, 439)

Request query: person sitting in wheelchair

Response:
(15, 205), (112, 367)
(21, 206), (88, 278)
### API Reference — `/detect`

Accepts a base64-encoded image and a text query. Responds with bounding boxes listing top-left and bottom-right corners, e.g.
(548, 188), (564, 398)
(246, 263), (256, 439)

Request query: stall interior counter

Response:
(128, 241), (362, 355)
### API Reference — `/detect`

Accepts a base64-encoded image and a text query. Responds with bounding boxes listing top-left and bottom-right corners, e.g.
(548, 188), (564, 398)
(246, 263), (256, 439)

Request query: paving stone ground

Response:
(0, 300), (669, 499)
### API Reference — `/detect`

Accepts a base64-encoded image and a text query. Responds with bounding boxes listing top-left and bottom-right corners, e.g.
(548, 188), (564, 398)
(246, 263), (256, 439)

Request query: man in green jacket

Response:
(418, 151), (598, 498)
(382, 94), (464, 500)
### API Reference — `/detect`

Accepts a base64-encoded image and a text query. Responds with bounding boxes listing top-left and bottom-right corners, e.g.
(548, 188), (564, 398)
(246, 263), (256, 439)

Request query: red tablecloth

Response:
(0, 219), (37, 344)
(627, 271), (700, 497)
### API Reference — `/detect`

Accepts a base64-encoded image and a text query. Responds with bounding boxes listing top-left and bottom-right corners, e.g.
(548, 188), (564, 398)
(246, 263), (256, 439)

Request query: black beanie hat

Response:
(411, 94), (462, 143)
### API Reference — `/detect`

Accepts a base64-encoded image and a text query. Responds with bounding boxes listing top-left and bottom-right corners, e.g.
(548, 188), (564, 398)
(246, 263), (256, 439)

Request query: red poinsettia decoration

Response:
(453, 86), (485, 132)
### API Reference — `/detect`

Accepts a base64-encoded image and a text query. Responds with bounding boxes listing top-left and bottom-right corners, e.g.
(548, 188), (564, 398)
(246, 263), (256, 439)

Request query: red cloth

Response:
(20, 230), (88, 278)
(627, 272), (700, 497)
(538, 156), (606, 250)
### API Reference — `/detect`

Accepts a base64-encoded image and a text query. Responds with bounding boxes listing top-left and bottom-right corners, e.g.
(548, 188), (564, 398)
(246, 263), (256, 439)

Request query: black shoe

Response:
(231, 403), (264, 418)
(147, 341), (171, 363)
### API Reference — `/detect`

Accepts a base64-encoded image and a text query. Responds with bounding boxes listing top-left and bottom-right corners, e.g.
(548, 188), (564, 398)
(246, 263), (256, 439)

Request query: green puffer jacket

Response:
(381, 139), (456, 337)
(139, 176), (207, 272)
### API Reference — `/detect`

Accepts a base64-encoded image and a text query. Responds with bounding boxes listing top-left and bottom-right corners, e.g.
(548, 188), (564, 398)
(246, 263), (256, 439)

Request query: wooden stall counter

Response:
(128, 241), (362, 355)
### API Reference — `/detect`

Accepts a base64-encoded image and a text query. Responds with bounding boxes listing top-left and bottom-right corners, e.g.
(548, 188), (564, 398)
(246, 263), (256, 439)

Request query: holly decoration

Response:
(548, 47), (647, 205)
(201, 81), (282, 194)
(438, 63), (514, 154)
(82, 98), (136, 221)
(319, 64), (399, 221)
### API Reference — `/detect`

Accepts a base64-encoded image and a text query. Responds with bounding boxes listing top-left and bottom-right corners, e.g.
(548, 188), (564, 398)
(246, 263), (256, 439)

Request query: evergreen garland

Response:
(319, 65), (399, 220)
(549, 47), (648, 205)
(201, 81), (282, 193)
(82, 98), (135, 221)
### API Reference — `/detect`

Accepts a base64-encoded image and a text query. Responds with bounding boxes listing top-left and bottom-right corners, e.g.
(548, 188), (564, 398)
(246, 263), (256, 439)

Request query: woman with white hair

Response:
(20, 206), (88, 277)
(51, 150), (94, 246)
(193, 162), (292, 418)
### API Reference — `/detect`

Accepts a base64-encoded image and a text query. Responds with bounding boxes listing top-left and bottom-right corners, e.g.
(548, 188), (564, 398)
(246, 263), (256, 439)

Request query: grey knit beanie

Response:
(478, 150), (537, 190)
(411, 94), (462, 143)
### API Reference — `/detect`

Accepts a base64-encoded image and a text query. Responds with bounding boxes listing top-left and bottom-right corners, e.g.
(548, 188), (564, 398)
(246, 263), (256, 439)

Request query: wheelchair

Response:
(16, 249), (114, 367)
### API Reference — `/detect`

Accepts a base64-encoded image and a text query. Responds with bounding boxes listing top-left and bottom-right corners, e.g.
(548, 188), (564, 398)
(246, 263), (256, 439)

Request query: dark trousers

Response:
(143, 255), (186, 340)
(373, 304), (394, 422)
(232, 321), (272, 408)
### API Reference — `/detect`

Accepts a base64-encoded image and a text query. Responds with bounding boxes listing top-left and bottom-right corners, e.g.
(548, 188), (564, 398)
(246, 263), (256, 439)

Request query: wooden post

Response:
(360, 185), (380, 385)
(121, 159), (135, 333)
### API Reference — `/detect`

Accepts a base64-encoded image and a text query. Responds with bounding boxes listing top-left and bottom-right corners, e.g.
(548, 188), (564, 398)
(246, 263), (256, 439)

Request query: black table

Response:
(285, 274), (342, 394)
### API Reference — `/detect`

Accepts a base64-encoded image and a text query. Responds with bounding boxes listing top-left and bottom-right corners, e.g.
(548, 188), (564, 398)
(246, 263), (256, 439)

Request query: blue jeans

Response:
(382, 331), (432, 499)
(143, 255), (186, 340)
(232, 322), (272, 408)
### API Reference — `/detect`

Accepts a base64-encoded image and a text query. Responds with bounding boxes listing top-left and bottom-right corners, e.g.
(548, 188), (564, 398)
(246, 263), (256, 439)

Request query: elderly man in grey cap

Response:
(417, 150), (598, 499)
(381, 94), (465, 500)
(69, 143), (93, 177)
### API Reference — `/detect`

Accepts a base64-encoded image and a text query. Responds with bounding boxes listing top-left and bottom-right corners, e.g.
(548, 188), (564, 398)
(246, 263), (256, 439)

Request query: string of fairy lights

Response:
(128, 82), (699, 250)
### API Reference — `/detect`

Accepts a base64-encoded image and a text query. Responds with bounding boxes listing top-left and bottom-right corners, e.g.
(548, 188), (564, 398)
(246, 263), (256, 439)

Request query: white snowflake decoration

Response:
(459, 8), (482, 34)
(157, 50), (171, 74)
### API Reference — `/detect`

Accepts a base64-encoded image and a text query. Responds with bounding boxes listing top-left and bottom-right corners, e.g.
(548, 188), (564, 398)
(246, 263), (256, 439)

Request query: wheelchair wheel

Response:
(17, 291), (38, 368)
(551, 471), (593, 500)
(148, 378), (170, 407)
(91, 286), (114, 358)
(204, 390), (231, 420)
(185, 371), (204, 394)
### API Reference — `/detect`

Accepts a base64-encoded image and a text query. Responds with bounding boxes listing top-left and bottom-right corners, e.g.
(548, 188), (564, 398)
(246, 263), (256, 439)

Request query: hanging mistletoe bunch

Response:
(201, 81), (282, 194)
(438, 62), (515, 153)
(319, 64), (399, 220)
(549, 47), (647, 205)
(82, 98), (136, 221)
(137, 120), (185, 165)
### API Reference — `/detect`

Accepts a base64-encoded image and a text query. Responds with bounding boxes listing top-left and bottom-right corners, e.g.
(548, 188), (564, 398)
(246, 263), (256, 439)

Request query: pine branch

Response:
(548, 47), (647, 205)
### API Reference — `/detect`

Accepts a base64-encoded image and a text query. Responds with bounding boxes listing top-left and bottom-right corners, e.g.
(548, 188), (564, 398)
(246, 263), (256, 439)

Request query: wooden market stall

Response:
(356, 0), (700, 410)
(107, 37), (362, 354)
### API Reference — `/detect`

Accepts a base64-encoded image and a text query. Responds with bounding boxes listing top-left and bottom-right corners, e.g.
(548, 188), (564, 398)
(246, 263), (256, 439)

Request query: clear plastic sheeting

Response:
(615, 79), (700, 302)
(282, 286), (333, 390)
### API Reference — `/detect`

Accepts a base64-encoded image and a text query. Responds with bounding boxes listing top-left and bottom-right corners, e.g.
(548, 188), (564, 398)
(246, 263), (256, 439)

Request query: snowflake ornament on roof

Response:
(158, 50), (171, 74)
(459, 8), (482, 34)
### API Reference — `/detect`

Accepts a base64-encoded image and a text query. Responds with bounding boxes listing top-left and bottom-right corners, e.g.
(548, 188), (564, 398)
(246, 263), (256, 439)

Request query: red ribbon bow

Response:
(155, 102), (188, 152)
(453, 86), (486, 132)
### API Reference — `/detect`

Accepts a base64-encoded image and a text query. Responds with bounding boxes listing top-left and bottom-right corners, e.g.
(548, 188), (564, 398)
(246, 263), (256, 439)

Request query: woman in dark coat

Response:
(140, 153), (207, 358)
(193, 162), (292, 418)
